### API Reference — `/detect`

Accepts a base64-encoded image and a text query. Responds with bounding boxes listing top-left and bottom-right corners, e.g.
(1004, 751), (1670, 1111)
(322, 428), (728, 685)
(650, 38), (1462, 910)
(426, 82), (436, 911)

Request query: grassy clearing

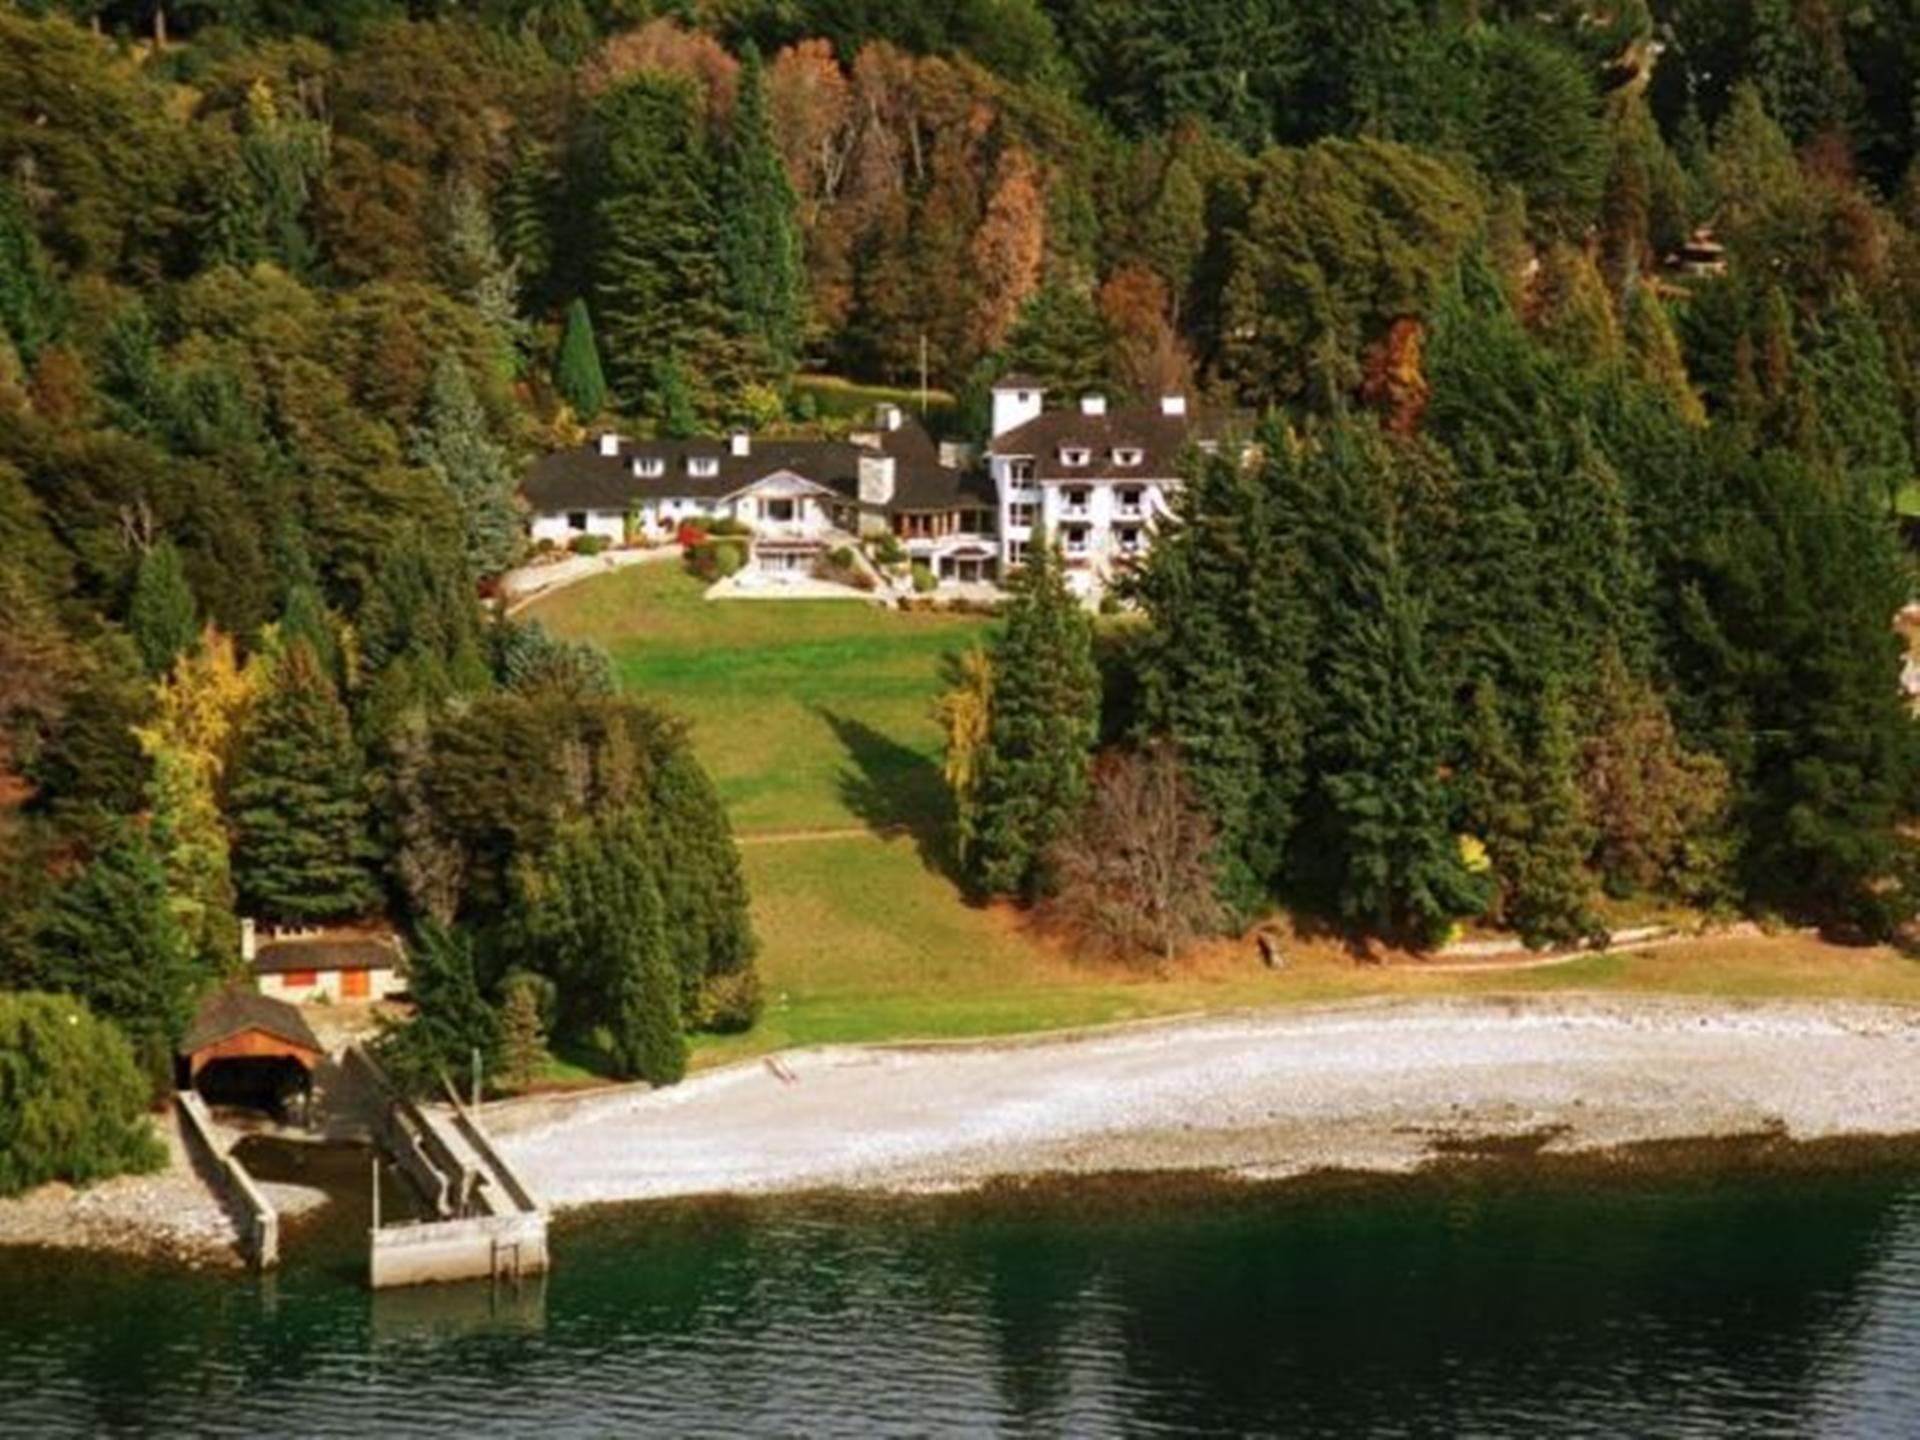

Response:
(793, 373), (956, 430)
(525, 565), (1920, 1068)
(530, 561), (993, 834)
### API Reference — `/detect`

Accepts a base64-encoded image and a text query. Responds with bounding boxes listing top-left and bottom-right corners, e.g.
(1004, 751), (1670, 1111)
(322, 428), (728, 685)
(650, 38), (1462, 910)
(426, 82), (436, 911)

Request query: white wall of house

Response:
(530, 508), (626, 545)
(258, 967), (404, 1005)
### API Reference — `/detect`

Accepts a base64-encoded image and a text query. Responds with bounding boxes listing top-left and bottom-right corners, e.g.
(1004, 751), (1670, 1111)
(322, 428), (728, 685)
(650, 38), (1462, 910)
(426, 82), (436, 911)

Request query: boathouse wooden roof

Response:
(181, 987), (326, 1075)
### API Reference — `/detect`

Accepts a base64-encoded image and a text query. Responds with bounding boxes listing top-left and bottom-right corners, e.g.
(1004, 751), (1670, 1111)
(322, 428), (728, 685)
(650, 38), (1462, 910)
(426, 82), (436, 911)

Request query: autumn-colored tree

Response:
(1099, 266), (1193, 403)
(969, 146), (1046, 356)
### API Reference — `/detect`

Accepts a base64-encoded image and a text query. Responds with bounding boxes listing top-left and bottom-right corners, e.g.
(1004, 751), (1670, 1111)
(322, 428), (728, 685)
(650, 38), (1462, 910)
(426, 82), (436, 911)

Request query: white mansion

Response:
(520, 382), (1246, 596)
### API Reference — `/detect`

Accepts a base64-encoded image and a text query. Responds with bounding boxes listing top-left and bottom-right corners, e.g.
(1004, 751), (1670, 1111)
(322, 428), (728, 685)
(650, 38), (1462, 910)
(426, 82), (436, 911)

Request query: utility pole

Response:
(919, 333), (929, 416)
(471, 1045), (483, 1113)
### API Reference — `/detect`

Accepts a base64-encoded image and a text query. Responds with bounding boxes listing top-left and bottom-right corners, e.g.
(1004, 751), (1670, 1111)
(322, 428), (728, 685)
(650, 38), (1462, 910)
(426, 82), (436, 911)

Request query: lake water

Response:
(3, 1161), (1919, 1436)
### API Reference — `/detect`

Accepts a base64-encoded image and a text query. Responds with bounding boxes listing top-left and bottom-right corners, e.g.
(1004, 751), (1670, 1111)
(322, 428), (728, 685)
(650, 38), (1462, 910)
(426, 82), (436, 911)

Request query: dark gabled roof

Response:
(876, 417), (997, 511)
(523, 417), (993, 516)
(988, 404), (1254, 482)
(182, 986), (325, 1058)
(254, 936), (400, 975)
(522, 438), (867, 513)
(990, 373), (1049, 391)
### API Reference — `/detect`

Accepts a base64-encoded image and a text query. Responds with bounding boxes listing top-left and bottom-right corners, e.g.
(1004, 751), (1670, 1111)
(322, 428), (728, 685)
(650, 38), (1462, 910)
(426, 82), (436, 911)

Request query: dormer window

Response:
(1060, 447), (1091, 468)
(688, 456), (719, 478)
(632, 456), (664, 479)
(1113, 447), (1143, 468)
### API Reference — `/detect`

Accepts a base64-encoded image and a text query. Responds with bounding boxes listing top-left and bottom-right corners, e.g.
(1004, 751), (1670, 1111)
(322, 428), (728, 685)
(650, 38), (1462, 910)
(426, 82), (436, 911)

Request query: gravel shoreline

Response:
(492, 995), (1920, 1207)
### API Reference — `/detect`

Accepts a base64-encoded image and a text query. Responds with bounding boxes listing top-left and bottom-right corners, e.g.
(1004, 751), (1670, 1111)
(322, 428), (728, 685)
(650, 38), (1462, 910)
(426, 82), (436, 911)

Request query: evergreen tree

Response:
(518, 810), (685, 1085)
(26, 821), (203, 1082)
(553, 298), (607, 421)
(409, 353), (523, 580)
(593, 76), (752, 423)
(228, 639), (379, 922)
(128, 541), (199, 677)
(0, 993), (165, 1196)
(376, 924), (502, 1098)
(1470, 28), (1608, 240)
(497, 970), (551, 1091)
(0, 179), (58, 364)
(997, 283), (1111, 401)
(438, 176), (526, 361)
(970, 540), (1101, 899)
(1803, 286), (1913, 511)
(1130, 432), (1308, 914)
(1676, 450), (1920, 935)
(145, 744), (239, 975)
(718, 44), (806, 377)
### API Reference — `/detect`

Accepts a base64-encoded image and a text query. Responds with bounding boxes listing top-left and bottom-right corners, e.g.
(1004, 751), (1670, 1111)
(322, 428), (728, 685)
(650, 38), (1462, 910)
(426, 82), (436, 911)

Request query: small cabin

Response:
(244, 920), (406, 1004)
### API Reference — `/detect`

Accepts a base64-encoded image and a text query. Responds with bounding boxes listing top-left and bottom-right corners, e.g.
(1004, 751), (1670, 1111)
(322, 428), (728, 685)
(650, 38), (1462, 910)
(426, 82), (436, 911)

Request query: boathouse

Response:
(181, 986), (326, 1119)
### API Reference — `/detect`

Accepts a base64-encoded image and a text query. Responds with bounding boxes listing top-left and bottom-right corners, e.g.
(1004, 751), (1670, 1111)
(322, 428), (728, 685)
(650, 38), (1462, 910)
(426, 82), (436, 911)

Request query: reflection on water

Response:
(2, 1167), (1917, 1436)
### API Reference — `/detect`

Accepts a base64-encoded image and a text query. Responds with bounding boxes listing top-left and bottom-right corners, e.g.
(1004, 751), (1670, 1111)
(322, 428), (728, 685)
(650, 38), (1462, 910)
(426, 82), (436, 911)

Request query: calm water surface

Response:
(3, 1163), (1919, 1436)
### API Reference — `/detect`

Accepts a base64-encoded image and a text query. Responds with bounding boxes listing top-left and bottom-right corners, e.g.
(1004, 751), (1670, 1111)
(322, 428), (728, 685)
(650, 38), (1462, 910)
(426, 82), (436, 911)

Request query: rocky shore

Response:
(491, 995), (1920, 1206)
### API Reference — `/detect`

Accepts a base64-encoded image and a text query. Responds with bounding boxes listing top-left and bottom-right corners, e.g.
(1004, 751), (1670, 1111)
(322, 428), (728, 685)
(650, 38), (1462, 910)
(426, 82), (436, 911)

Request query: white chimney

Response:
(990, 379), (1045, 440)
(878, 403), (903, 432)
(1160, 394), (1187, 417)
(598, 432), (622, 457)
(730, 430), (751, 457)
(240, 917), (257, 964)
(858, 453), (897, 507)
(1080, 394), (1107, 417)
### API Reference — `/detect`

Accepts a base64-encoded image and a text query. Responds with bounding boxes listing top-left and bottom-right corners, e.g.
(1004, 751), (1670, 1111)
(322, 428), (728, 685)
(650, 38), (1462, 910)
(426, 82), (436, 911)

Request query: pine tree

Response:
(644, 744), (756, 1017)
(376, 924), (502, 1099)
(1131, 434), (1308, 915)
(438, 176), (526, 361)
(717, 44), (806, 377)
(27, 821), (203, 1083)
(970, 540), (1101, 899)
(228, 639), (379, 922)
(593, 76), (751, 423)
(1503, 682), (1598, 947)
(938, 644), (995, 873)
(498, 971), (550, 1091)
(518, 811), (685, 1085)
(409, 353), (523, 580)
(145, 744), (239, 975)
(0, 179), (58, 364)
(129, 541), (198, 677)
(554, 298), (607, 421)
(998, 283), (1111, 400)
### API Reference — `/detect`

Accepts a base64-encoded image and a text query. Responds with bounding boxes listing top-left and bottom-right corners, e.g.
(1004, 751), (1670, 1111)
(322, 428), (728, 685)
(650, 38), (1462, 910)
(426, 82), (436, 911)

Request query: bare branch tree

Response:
(1044, 741), (1227, 967)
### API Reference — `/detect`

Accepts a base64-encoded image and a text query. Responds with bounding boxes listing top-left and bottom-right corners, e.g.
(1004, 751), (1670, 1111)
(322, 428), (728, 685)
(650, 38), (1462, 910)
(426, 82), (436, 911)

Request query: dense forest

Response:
(4, 0), (1920, 1179)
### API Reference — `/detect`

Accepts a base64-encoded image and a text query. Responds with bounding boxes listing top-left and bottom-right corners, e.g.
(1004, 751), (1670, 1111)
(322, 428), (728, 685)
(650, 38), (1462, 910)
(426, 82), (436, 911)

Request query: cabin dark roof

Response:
(182, 987), (325, 1058)
(991, 373), (1049, 391)
(522, 416), (991, 516)
(988, 404), (1254, 482)
(254, 936), (400, 975)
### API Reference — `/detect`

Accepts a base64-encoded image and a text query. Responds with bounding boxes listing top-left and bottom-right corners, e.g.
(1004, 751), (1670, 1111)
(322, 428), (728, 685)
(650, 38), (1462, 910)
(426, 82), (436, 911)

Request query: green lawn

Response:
(524, 563), (1920, 1069)
(531, 561), (993, 834)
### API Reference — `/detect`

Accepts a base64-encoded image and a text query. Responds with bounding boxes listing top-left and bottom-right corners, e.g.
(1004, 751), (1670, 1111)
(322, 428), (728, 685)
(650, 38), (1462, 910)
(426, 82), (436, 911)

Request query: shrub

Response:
(571, 534), (611, 557)
(911, 561), (937, 594)
(714, 542), (745, 578)
(694, 968), (763, 1033)
(708, 515), (754, 537)
(872, 533), (905, 565)
(0, 993), (165, 1196)
(676, 518), (711, 548)
(830, 545), (856, 570)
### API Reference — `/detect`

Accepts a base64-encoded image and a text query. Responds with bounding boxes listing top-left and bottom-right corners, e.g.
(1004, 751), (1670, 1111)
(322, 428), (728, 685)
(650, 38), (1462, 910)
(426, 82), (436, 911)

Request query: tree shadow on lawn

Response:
(815, 706), (958, 879)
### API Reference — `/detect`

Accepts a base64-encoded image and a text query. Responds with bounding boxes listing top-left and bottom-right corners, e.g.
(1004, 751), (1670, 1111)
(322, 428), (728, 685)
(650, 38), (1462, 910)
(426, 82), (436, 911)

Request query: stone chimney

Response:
(878, 403), (904, 432)
(858, 453), (897, 507)
(730, 430), (751, 458)
(1080, 394), (1107, 417)
(1160, 394), (1187, 417)
(990, 379), (1045, 440)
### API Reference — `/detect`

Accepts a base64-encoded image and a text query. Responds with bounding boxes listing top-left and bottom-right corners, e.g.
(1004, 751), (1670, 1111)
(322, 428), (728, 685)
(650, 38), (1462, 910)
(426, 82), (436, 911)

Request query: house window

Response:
(1113, 448), (1144, 467)
(1063, 526), (1090, 555)
(1116, 488), (1144, 517)
(1009, 502), (1036, 528)
(766, 498), (796, 523)
(1007, 540), (1029, 568)
(634, 457), (664, 478)
(282, 970), (317, 988)
(1063, 488), (1091, 516)
(1010, 459), (1036, 485)
(1060, 447), (1091, 467)
(566, 511), (588, 532)
(689, 456), (719, 477)
(1115, 526), (1144, 556)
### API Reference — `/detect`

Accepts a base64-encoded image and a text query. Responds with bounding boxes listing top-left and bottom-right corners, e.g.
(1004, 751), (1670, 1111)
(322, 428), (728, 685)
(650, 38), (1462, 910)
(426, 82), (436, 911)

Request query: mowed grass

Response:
(525, 563), (1920, 1067)
(528, 561), (993, 834)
